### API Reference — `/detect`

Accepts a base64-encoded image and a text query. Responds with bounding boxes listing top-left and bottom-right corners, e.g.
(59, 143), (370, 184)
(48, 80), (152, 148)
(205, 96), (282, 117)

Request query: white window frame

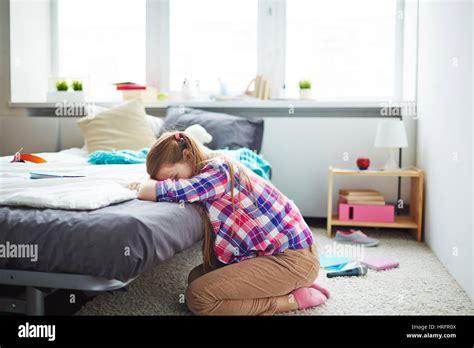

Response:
(50, 0), (59, 78)
(146, 0), (169, 91)
(395, 0), (405, 101)
(257, 0), (286, 99)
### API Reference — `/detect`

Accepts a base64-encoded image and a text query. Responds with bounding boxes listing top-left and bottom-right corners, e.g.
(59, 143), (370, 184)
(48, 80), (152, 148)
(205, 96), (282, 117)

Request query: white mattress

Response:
(0, 148), (148, 210)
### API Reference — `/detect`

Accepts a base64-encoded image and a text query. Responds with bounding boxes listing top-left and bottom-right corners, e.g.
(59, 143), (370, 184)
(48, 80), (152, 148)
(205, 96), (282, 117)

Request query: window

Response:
(286, 0), (397, 99)
(57, 0), (146, 101)
(10, 0), (408, 103)
(169, 0), (257, 94)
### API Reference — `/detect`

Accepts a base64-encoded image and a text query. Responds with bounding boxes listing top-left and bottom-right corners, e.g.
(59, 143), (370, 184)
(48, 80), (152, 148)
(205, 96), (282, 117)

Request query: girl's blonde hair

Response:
(146, 131), (252, 272)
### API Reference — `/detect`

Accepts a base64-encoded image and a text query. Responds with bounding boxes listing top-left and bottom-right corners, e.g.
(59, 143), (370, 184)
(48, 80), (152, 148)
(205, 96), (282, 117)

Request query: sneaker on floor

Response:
(335, 229), (379, 247)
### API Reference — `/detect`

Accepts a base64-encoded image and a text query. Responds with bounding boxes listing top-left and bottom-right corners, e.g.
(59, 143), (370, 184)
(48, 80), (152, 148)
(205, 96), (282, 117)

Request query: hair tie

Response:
(174, 131), (181, 141)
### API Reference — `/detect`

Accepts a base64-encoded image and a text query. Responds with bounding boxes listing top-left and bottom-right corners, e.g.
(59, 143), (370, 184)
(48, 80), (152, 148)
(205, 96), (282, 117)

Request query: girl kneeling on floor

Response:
(129, 131), (329, 315)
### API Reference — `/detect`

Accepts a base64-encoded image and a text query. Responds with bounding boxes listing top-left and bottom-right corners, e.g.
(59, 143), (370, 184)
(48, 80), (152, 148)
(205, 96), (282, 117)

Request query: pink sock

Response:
(292, 287), (327, 310)
(309, 282), (330, 299)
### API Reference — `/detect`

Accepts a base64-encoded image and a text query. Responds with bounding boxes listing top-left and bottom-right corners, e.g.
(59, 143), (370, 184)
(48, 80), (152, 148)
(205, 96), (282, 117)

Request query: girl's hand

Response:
(127, 182), (141, 192)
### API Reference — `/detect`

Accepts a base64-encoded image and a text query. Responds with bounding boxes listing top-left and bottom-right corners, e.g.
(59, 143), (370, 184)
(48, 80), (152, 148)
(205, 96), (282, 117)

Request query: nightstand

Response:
(326, 166), (424, 241)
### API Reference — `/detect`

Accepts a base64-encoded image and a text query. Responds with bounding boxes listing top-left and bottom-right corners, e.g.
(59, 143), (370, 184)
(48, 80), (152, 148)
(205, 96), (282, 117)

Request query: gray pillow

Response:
(161, 107), (264, 153)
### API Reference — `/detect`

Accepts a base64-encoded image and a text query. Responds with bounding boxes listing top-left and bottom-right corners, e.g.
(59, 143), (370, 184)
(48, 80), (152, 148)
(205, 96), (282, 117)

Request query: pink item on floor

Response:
(292, 287), (327, 310)
(309, 282), (330, 299)
(361, 256), (399, 271)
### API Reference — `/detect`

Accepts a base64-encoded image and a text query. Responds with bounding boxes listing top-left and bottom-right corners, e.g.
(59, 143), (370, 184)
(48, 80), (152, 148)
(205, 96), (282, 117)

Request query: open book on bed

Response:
(30, 171), (86, 179)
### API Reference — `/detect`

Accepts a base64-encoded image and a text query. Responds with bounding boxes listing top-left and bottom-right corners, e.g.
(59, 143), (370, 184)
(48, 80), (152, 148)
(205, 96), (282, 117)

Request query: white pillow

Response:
(146, 115), (164, 138)
(184, 124), (213, 144)
(77, 99), (156, 153)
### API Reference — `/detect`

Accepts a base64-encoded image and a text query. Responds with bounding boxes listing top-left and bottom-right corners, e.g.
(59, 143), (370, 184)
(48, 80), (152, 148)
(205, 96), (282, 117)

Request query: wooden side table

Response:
(327, 166), (424, 241)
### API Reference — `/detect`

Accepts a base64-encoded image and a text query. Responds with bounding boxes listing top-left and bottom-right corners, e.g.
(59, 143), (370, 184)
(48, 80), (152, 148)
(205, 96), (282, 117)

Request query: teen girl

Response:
(128, 131), (329, 315)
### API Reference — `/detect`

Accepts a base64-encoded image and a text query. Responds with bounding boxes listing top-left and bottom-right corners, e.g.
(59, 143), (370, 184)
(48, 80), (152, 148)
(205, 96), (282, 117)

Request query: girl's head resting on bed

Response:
(147, 130), (254, 272)
(146, 131), (209, 181)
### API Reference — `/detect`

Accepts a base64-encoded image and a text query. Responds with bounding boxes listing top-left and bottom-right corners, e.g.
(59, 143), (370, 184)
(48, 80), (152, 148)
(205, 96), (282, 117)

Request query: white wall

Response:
(416, 0), (473, 300)
(261, 116), (415, 217)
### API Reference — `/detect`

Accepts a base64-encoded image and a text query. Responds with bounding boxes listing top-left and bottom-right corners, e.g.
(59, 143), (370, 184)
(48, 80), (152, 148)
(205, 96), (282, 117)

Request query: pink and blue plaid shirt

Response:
(155, 157), (314, 264)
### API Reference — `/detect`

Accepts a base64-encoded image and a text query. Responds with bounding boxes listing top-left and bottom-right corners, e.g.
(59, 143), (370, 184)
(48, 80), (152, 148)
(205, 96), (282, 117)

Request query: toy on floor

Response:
(327, 264), (368, 278)
(10, 148), (47, 163)
(319, 254), (352, 270)
(361, 256), (399, 271)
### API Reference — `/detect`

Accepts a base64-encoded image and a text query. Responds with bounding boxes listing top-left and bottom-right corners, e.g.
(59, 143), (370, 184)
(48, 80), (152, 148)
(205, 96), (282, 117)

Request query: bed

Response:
(0, 104), (266, 315)
(0, 148), (204, 315)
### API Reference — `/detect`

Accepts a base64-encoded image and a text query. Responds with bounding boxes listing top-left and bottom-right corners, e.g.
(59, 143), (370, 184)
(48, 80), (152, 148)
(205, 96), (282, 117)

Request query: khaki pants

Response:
(185, 246), (319, 315)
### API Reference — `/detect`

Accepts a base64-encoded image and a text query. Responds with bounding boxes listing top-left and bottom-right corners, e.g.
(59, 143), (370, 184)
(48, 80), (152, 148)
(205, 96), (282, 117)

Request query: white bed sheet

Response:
(0, 148), (147, 210)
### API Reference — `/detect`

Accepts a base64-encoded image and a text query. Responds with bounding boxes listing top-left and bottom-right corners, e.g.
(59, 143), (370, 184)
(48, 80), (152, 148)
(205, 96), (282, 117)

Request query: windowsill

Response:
(8, 99), (405, 109)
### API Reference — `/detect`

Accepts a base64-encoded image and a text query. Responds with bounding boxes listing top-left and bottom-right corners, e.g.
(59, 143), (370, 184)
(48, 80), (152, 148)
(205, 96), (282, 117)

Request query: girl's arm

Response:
(138, 163), (229, 203)
(136, 179), (159, 201)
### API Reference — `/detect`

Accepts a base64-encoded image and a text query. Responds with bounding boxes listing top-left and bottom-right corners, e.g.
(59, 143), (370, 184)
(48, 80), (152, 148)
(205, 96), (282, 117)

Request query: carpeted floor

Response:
(77, 227), (474, 315)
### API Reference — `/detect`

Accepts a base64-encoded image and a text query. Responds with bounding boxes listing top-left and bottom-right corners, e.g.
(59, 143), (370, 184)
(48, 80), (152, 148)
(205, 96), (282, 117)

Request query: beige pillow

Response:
(77, 99), (156, 153)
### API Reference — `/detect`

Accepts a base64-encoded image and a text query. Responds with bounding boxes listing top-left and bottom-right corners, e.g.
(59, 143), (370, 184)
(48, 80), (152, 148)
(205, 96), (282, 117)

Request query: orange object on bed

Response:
(11, 153), (47, 163)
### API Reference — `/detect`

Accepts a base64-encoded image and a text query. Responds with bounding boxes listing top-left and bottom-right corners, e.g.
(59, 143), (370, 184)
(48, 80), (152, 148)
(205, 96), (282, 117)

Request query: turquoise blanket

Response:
(88, 147), (272, 180)
(213, 148), (271, 181)
(88, 148), (149, 165)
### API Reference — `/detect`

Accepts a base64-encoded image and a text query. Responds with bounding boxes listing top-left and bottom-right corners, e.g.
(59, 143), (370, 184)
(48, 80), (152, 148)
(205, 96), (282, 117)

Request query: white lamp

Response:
(374, 119), (408, 170)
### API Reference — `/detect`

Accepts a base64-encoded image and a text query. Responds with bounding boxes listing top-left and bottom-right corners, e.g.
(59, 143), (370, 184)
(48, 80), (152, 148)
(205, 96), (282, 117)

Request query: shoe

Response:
(292, 287), (327, 310)
(335, 229), (379, 247)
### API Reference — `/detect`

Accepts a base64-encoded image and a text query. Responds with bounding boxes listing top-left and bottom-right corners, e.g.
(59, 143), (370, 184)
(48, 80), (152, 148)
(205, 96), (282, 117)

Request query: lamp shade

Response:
(374, 119), (408, 148)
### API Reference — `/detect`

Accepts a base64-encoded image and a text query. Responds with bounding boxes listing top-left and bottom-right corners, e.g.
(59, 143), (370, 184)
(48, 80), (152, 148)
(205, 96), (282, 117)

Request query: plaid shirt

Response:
(155, 158), (314, 264)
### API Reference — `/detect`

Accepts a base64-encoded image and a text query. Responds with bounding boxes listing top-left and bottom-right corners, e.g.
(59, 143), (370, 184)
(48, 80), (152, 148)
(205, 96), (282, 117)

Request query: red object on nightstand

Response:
(356, 157), (370, 170)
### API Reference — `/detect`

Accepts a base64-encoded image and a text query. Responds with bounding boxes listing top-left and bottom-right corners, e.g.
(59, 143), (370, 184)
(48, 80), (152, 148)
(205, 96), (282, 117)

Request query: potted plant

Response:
(46, 80), (69, 102)
(56, 80), (69, 92)
(71, 80), (83, 91)
(71, 80), (85, 102)
(299, 79), (312, 100)
(47, 78), (85, 103)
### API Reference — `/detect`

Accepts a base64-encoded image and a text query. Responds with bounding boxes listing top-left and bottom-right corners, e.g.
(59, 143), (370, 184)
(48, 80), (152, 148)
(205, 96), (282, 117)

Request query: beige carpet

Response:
(78, 227), (474, 315)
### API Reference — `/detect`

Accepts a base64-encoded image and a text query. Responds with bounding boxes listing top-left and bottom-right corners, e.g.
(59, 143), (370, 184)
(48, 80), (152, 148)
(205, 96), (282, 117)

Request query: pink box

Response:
(338, 202), (395, 223)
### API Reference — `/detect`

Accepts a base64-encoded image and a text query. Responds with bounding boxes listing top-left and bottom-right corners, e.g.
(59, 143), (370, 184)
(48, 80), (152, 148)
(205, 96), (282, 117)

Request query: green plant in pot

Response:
(299, 79), (312, 100)
(56, 80), (69, 91)
(72, 80), (83, 91)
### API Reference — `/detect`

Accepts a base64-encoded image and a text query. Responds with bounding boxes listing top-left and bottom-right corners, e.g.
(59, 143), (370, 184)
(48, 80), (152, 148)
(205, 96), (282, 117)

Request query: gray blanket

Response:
(0, 199), (203, 281)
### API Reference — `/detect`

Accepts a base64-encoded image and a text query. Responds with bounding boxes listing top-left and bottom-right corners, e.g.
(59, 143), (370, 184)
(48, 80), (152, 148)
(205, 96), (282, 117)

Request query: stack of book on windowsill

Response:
(338, 189), (385, 205)
(114, 82), (157, 101)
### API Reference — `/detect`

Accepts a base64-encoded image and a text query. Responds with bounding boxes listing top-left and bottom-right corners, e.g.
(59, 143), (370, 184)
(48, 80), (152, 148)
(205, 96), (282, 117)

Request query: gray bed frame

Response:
(0, 269), (134, 315)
